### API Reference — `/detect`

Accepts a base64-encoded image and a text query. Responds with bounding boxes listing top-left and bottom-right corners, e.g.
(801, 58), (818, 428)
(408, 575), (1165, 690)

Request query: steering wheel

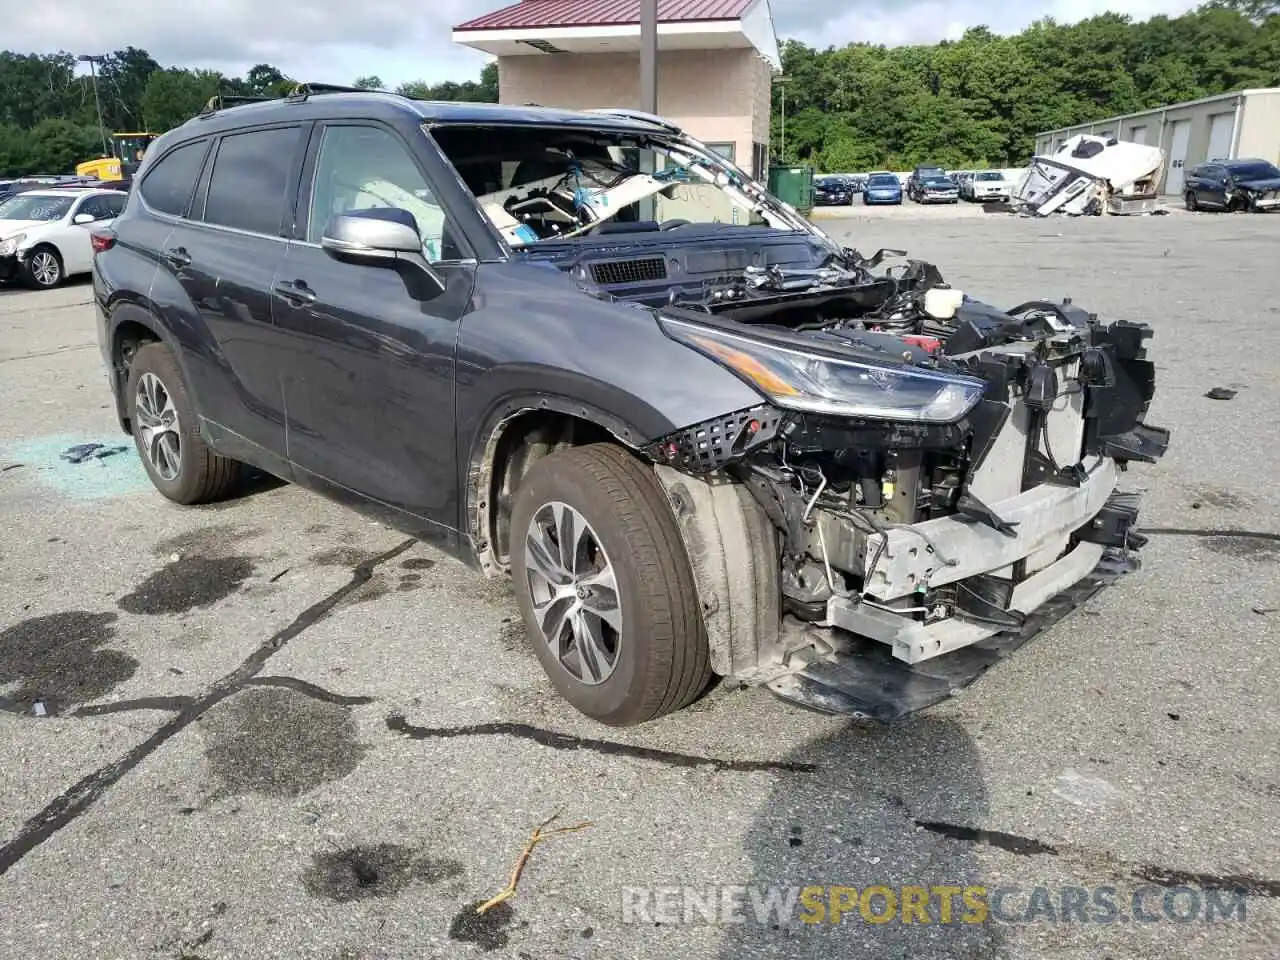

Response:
(659, 219), (692, 231)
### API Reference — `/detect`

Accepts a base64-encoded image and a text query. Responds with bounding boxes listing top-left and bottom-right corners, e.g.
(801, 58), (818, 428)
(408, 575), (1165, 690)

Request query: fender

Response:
(461, 388), (662, 575)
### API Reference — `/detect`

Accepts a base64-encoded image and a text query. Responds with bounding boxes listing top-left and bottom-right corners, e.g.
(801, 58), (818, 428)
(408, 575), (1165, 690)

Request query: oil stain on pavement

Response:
(118, 556), (255, 615)
(200, 687), (366, 799)
(1199, 534), (1278, 562)
(449, 899), (518, 952)
(301, 843), (464, 903)
(0, 611), (135, 714)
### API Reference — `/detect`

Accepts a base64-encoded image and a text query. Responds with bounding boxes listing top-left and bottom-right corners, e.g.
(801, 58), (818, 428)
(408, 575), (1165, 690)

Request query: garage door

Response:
(1207, 111), (1235, 161)
(1166, 119), (1192, 195)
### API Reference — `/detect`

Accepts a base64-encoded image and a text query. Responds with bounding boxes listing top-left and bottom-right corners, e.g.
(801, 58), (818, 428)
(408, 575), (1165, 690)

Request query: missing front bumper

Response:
(765, 545), (1140, 719)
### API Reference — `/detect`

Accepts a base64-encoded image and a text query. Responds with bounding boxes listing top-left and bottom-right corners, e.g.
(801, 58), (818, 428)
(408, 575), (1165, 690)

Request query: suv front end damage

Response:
(643, 252), (1169, 719)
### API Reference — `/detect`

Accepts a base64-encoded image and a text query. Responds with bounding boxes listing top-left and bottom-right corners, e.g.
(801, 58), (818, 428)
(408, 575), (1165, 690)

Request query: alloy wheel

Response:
(134, 372), (182, 481)
(523, 500), (622, 685)
(29, 251), (60, 286)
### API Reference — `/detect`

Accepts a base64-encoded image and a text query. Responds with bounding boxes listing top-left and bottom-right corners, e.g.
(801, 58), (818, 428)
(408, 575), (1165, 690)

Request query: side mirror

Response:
(73, 213), (95, 225)
(320, 208), (445, 301)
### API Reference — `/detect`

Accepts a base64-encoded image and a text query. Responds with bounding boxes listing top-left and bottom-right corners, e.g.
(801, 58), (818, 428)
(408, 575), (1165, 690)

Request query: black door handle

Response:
(161, 246), (190, 269)
(272, 280), (317, 306)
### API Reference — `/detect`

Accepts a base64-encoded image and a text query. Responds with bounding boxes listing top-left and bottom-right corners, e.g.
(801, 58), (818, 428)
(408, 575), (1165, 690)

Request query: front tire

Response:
(509, 444), (711, 726)
(23, 245), (63, 289)
(1185, 191), (1198, 212)
(126, 343), (241, 504)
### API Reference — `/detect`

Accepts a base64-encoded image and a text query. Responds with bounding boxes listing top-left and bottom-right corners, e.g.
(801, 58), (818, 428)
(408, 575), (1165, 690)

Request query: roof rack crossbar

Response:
(197, 94), (274, 117)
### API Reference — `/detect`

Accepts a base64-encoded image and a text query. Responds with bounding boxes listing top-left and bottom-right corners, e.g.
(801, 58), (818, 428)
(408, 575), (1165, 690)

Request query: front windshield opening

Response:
(430, 124), (779, 247)
(976, 172), (1003, 181)
(868, 175), (898, 186)
(0, 194), (73, 221)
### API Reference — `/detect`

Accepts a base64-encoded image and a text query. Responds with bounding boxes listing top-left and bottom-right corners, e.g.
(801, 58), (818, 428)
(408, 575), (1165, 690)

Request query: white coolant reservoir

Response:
(923, 287), (965, 320)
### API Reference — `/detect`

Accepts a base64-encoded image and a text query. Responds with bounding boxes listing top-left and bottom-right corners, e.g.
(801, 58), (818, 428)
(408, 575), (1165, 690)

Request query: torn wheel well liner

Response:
(109, 313), (164, 433)
(466, 398), (647, 575)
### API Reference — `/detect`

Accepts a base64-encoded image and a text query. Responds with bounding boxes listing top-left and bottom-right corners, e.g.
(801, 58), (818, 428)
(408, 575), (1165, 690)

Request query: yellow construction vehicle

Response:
(76, 132), (158, 181)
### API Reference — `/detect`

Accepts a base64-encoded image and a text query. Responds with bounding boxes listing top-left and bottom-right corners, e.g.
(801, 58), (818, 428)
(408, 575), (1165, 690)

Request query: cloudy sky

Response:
(15, 0), (1203, 89)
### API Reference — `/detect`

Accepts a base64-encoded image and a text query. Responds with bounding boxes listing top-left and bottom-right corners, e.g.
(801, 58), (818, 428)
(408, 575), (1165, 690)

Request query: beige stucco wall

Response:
(498, 49), (772, 173)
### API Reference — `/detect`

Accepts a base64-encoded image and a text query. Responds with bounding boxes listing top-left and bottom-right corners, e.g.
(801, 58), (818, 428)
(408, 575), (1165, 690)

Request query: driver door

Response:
(274, 121), (475, 538)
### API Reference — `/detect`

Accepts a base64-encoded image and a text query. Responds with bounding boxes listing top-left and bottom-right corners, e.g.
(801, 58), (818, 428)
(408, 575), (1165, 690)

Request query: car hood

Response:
(0, 220), (46, 240)
(1235, 176), (1280, 191)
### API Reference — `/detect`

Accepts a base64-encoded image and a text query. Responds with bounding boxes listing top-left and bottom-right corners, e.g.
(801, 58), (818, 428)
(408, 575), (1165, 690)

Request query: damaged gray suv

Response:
(93, 86), (1170, 726)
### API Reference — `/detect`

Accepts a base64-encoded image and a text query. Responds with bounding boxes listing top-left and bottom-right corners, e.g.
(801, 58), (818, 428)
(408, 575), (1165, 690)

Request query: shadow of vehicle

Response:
(718, 714), (1003, 958)
(191, 468), (290, 510)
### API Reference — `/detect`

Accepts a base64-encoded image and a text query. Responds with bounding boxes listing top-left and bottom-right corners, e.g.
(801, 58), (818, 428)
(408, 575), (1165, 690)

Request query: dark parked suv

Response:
(1183, 158), (1280, 212)
(93, 86), (1169, 726)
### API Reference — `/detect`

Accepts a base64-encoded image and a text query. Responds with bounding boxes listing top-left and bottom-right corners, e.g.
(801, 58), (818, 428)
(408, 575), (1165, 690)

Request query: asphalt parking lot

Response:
(2, 209), (1277, 960)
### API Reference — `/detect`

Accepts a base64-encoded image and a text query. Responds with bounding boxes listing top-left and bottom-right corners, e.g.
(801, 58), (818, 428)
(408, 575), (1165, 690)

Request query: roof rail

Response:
(284, 82), (376, 101)
(584, 108), (682, 133)
(197, 94), (273, 118)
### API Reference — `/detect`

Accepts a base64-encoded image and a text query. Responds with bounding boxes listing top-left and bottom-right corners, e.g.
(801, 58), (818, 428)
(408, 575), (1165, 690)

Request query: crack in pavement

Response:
(385, 714), (820, 774)
(1145, 527), (1280, 542)
(0, 538), (415, 877)
(915, 820), (1280, 899)
(0, 341), (96, 364)
(243, 675), (376, 706)
(74, 696), (197, 717)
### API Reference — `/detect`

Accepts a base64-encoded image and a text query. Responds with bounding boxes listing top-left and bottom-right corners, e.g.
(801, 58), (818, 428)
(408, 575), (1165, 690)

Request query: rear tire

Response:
(509, 443), (711, 726)
(126, 342), (241, 504)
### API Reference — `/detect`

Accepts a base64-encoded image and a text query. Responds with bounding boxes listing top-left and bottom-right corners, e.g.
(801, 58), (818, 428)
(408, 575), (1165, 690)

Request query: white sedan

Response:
(0, 188), (126, 289)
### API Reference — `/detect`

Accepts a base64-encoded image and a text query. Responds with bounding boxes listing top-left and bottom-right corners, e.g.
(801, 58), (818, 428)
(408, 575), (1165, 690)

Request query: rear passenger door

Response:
(273, 120), (475, 537)
(166, 124), (307, 462)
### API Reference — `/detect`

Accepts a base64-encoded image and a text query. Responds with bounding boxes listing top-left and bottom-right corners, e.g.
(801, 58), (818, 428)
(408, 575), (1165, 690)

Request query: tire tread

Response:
(129, 343), (240, 504)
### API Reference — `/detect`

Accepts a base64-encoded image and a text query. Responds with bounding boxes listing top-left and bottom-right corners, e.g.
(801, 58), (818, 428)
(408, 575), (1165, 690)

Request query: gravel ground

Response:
(1, 209), (1277, 960)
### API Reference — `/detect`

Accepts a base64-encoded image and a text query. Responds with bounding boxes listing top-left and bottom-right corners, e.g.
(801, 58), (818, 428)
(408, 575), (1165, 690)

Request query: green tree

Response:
(22, 118), (102, 173)
(354, 75), (384, 89)
(141, 67), (222, 131)
(395, 62), (498, 102)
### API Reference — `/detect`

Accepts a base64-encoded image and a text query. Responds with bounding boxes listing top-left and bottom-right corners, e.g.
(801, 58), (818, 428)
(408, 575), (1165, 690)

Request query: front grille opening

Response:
(589, 257), (667, 285)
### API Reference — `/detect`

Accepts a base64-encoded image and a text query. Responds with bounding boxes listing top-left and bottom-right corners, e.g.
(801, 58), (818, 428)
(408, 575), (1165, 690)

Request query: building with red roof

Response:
(453, 0), (780, 178)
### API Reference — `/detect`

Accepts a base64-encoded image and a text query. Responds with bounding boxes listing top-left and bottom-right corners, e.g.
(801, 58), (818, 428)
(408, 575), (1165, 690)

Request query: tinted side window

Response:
(202, 127), (301, 236)
(139, 140), (209, 217)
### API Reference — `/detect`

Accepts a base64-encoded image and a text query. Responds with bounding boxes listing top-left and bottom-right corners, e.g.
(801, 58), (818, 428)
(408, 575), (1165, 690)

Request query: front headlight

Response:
(661, 316), (985, 423)
(0, 234), (24, 257)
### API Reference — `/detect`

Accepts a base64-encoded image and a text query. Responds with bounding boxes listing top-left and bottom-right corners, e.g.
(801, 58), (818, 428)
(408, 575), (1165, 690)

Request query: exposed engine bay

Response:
(636, 245), (1169, 716)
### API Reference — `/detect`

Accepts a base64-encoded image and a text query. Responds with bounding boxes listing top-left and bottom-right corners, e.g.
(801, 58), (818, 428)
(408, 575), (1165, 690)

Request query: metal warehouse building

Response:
(1035, 87), (1280, 197)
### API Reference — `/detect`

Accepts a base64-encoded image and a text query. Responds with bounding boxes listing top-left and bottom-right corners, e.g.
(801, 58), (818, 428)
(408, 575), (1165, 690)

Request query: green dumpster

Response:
(767, 165), (815, 216)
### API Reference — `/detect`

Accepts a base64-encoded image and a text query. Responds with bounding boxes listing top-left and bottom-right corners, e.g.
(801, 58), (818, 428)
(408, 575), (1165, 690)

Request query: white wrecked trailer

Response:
(1009, 134), (1166, 216)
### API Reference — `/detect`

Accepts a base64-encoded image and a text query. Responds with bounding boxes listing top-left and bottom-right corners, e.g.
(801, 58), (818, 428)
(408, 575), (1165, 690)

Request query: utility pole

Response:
(639, 0), (657, 114)
(773, 75), (790, 162)
(77, 54), (110, 158)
